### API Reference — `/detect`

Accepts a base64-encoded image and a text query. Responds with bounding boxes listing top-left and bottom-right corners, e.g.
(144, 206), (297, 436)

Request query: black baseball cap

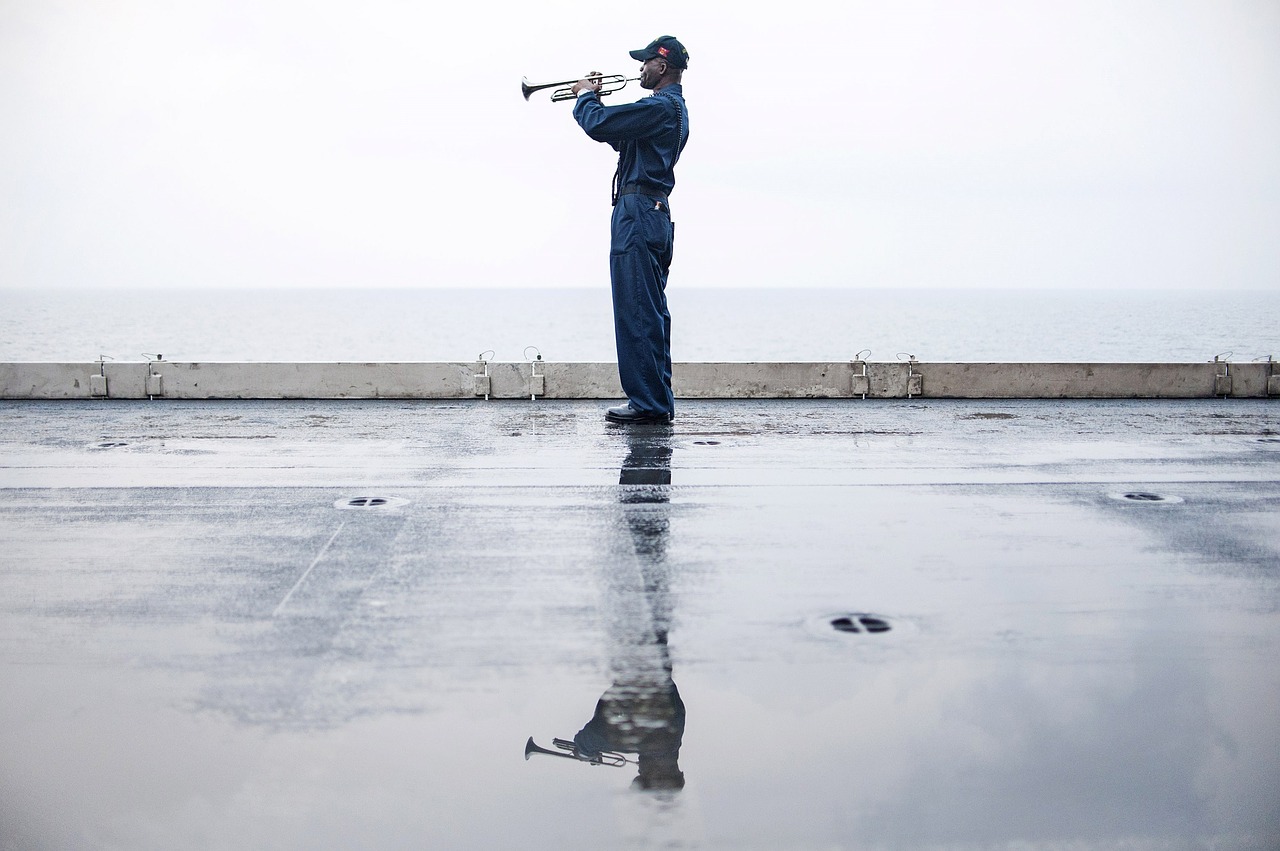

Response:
(629, 35), (689, 69)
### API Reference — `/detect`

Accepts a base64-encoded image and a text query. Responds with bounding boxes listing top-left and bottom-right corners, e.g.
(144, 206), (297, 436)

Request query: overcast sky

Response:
(2, 0), (1278, 291)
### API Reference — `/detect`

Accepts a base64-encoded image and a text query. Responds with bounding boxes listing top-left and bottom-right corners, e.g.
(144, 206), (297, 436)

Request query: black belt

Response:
(616, 184), (668, 204)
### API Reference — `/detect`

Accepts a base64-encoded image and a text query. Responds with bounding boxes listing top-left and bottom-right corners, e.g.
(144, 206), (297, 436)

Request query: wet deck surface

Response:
(2, 399), (1279, 850)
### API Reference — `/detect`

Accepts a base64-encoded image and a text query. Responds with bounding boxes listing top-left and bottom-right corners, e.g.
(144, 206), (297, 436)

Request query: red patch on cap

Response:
(657, 46), (669, 57)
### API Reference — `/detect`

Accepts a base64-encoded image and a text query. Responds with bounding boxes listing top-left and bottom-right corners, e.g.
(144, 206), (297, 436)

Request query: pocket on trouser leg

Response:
(641, 206), (672, 256)
(610, 214), (639, 256)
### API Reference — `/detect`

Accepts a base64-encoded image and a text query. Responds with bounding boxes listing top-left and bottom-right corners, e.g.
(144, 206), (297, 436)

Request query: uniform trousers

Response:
(609, 192), (675, 417)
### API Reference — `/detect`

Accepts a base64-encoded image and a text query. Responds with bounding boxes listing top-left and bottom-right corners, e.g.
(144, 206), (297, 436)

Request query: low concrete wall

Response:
(1, 361), (1276, 400)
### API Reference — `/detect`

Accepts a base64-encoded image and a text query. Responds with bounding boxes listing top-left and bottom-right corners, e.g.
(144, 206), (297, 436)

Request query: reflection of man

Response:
(571, 36), (690, 425)
(573, 674), (685, 790)
(574, 428), (684, 789)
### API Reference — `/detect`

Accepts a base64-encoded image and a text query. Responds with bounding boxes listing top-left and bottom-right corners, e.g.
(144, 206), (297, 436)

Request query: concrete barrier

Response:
(1, 360), (1275, 400)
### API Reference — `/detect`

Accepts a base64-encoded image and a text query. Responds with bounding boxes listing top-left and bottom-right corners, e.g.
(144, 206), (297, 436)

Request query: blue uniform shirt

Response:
(573, 84), (688, 196)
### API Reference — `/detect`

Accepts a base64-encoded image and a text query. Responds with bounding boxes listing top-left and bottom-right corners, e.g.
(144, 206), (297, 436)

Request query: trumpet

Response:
(521, 74), (639, 103)
(524, 736), (635, 767)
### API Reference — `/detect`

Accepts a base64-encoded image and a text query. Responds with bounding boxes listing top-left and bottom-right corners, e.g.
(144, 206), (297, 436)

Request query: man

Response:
(571, 36), (690, 424)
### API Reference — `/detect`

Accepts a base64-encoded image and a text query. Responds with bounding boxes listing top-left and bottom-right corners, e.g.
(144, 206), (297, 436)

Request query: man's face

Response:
(639, 57), (668, 89)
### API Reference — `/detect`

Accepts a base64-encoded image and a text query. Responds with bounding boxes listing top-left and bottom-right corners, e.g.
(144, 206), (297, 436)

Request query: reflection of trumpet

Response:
(521, 74), (639, 103)
(524, 736), (635, 767)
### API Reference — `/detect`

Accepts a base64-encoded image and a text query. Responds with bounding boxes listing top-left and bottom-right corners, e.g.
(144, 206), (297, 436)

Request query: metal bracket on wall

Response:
(474, 351), (493, 400)
(143, 354), (164, 399)
(899, 353), (923, 399)
(851, 350), (870, 399)
(525, 347), (544, 401)
(91, 355), (112, 398)
(1212, 353), (1232, 397)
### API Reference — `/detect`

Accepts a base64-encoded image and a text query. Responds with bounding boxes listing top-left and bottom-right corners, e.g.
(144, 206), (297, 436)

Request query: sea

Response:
(1, 287), (1276, 365)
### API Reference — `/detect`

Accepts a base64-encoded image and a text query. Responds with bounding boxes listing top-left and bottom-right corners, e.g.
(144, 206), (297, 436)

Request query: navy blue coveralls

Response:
(574, 85), (689, 418)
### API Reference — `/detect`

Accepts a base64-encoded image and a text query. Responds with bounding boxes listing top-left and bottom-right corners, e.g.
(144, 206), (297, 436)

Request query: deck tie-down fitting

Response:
(525, 347), (545, 400)
(851, 349), (870, 399)
(474, 351), (494, 400)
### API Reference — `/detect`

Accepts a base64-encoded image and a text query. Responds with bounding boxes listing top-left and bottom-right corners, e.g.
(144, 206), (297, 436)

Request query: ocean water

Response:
(1, 287), (1276, 364)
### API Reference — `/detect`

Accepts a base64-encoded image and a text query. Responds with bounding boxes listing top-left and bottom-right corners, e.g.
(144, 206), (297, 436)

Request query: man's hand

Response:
(571, 71), (603, 96)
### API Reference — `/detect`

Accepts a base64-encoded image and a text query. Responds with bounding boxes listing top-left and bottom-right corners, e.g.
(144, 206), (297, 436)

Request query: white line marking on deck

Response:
(273, 521), (346, 617)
